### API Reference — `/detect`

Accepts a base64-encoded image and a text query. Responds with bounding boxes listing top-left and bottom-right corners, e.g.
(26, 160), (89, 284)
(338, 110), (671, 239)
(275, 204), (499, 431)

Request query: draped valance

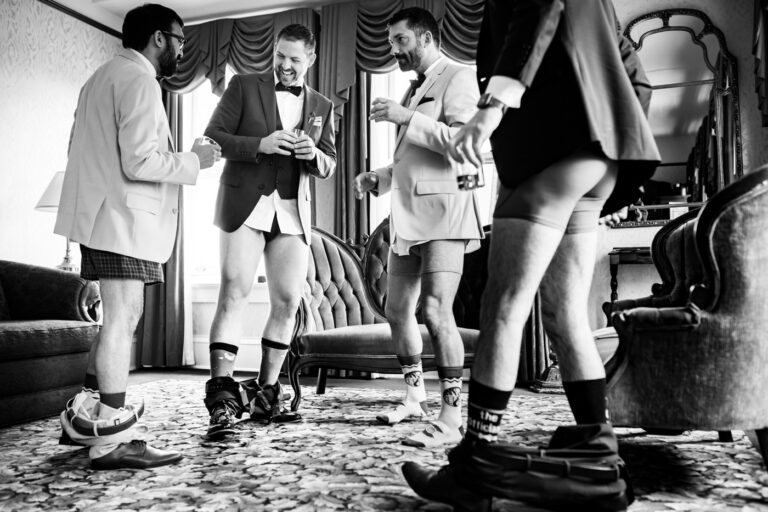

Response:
(162, 0), (484, 120)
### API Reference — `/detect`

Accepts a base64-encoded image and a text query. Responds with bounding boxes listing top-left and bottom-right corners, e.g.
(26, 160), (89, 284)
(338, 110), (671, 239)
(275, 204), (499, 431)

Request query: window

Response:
(180, 68), (253, 283)
(367, 59), (498, 232)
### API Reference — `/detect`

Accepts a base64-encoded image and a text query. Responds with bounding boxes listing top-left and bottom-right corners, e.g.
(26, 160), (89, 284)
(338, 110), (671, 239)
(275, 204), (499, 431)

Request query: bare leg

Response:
(258, 233), (308, 385)
(540, 231), (605, 382)
(209, 225), (265, 377)
(94, 278), (145, 396)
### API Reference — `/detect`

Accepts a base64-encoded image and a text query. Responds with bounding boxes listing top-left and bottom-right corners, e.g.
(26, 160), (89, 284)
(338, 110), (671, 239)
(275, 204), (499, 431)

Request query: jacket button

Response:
(258, 184), (265, 190)
(172, 208), (178, 214)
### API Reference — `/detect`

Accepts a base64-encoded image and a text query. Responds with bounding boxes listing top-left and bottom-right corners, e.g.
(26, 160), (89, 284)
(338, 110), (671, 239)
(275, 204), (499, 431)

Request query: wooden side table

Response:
(607, 247), (653, 322)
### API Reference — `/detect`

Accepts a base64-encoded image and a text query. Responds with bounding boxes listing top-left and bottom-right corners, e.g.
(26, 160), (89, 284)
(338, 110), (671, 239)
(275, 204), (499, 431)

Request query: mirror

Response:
(614, 9), (742, 227)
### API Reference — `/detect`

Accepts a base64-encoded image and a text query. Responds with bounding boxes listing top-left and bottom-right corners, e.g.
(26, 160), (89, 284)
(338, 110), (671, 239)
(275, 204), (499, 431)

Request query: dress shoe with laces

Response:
(206, 399), (240, 439)
(90, 440), (183, 470)
(402, 461), (491, 512)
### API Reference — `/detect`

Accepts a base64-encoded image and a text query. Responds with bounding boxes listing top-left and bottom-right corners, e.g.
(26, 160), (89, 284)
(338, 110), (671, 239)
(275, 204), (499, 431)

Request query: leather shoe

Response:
(402, 461), (491, 512)
(90, 440), (182, 470)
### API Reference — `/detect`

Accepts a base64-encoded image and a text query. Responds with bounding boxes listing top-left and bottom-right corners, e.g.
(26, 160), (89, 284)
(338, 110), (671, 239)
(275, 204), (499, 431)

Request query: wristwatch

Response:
(477, 93), (509, 115)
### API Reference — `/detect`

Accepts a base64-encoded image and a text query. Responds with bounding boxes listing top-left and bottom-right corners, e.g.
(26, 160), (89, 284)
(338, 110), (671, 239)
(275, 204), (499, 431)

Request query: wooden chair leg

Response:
(288, 359), (302, 412)
(754, 429), (768, 468)
(718, 430), (734, 442)
(316, 368), (328, 395)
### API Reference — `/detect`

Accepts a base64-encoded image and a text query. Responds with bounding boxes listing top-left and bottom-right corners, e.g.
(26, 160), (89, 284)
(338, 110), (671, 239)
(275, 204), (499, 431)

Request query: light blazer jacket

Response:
(205, 73), (336, 245)
(55, 49), (200, 263)
(373, 60), (483, 244)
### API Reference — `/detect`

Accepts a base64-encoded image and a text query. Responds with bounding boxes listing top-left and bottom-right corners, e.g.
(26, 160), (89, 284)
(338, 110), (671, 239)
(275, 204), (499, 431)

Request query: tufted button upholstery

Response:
(289, 220), (546, 411)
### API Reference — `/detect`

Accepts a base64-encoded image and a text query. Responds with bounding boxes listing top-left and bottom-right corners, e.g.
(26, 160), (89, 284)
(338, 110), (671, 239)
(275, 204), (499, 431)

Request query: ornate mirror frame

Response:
(615, 9), (742, 227)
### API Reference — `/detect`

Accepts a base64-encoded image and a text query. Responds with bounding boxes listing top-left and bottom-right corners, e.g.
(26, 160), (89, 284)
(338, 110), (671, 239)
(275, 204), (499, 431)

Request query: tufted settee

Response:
(288, 220), (551, 411)
(0, 260), (100, 427)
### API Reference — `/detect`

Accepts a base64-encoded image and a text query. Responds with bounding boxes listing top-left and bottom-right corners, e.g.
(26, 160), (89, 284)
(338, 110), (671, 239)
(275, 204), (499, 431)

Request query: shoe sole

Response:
(91, 453), (183, 470)
(206, 427), (236, 440)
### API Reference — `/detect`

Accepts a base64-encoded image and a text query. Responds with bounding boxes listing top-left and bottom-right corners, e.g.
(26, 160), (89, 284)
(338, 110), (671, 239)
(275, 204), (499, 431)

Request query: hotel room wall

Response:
(0, 0), (121, 267)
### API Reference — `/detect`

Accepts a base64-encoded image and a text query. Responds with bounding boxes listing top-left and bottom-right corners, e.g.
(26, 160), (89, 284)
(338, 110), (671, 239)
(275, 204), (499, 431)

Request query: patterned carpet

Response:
(1, 379), (768, 511)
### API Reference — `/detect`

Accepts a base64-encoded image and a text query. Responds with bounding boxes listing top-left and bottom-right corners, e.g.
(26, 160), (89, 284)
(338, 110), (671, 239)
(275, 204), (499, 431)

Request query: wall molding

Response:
(37, 0), (121, 38)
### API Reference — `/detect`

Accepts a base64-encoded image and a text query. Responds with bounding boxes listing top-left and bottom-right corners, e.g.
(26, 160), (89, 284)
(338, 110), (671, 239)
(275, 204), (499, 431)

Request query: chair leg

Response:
(288, 359), (302, 412)
(718, 430), (733, 442)
(755, 429), (768, 468)
(316, 368), (328, 395)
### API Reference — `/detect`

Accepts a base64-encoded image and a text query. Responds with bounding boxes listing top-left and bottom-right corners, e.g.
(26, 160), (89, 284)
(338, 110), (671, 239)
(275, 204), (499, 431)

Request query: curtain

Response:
(755, 0), (768, 126)
(334, 71), (369, 244)
(137, 91), (189, 367)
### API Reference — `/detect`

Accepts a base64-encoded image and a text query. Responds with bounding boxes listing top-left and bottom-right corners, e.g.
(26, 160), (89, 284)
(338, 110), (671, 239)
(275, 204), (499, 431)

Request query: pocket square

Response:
(417, 97), (434, 106)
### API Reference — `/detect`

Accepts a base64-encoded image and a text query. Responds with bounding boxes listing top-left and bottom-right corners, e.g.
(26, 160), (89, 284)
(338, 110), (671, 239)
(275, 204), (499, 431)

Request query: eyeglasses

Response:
(161, 31), (186, 49)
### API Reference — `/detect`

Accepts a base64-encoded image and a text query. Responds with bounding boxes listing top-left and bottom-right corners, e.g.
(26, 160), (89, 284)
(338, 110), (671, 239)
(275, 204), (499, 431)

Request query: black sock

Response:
(100, 392), (126, 409)
(258, 338), (289, 386)
(83, 373), (99, 392)
(466, 378), (512, 443)
(563, 378), (609, 424)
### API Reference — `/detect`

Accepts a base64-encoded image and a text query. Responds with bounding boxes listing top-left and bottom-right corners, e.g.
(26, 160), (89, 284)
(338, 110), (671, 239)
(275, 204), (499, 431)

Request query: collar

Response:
(127, 48), (156, 76)
(422, 56), (445, 78)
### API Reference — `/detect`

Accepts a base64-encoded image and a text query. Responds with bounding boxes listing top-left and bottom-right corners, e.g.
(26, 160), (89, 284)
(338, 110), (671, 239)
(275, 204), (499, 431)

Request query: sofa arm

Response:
(602, 294), (673, 325)
(0, 260), (100, 322)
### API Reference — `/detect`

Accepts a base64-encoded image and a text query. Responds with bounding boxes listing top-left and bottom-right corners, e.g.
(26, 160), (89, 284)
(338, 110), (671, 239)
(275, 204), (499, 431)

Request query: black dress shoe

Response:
(90, 440), (183, 470)
(402, 462), (491, 512)
(206, 399), (239, 439)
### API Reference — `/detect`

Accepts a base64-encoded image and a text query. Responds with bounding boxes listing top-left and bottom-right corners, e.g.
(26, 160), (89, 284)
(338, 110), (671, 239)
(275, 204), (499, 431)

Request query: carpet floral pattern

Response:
(1, 379), (768, 511)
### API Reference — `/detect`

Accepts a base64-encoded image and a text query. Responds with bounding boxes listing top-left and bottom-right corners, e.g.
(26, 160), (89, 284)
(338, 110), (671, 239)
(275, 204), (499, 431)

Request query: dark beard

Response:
(395, 43), (423, 72)
(158, 42), (179, 77)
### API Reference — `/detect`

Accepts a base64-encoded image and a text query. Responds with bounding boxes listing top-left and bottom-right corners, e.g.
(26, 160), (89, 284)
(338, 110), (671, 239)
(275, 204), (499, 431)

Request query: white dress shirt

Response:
(243, 76), (305, 236)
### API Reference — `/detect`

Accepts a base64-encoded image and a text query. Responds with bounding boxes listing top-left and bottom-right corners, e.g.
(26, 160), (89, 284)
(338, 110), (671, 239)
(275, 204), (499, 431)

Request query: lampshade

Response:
(35, 171), (65, 212)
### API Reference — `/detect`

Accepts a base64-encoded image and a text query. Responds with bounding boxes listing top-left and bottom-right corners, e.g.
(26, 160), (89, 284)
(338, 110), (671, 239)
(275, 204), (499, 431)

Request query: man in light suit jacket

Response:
(354, 7), (483, 448)
(56, 4), (220, 470)
(201, 24), (336, 439)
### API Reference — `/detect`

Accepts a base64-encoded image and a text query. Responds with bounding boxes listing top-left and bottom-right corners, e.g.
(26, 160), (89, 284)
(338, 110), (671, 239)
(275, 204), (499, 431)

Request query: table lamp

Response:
(35, 172), (79, 272)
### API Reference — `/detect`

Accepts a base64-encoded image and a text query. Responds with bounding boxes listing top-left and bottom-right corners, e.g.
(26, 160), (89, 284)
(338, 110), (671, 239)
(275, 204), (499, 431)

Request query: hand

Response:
(191, 137), (221, 170)
(353, 172), (378, 200)
(369, 97), (413, 125)
(598, 206), (629, 227)
(258, 130), (297, 156)
(293, 132), (317, 161)
(447, 108), (504, 168)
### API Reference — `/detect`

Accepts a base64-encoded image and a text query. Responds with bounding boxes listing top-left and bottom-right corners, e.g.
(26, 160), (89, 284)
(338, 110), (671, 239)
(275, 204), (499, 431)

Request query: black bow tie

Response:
(410, 74), (426, 91)
(275, 82), (302, 96)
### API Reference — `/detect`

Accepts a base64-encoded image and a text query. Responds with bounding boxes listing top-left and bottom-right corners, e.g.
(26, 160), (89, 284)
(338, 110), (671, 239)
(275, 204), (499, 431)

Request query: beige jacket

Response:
(55, 49), (200, 263)
(373, 59), (483, 245)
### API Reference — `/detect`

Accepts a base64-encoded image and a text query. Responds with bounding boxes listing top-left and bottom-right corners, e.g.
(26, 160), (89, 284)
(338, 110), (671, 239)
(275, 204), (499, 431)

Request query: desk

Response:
(609, 246), (653, 303)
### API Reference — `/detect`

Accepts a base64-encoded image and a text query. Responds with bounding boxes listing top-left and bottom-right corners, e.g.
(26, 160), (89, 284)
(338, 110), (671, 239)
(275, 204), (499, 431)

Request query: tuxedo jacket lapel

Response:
(258, 76), (277, 132)
(395, 60), (448, 150)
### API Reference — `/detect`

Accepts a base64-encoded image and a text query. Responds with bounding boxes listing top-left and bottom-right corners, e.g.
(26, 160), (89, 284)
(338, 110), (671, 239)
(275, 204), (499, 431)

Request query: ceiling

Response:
(53, 0), (332, 32)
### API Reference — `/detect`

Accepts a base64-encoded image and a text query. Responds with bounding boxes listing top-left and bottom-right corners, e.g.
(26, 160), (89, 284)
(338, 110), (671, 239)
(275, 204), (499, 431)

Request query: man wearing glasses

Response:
(56, 4), (220, 469)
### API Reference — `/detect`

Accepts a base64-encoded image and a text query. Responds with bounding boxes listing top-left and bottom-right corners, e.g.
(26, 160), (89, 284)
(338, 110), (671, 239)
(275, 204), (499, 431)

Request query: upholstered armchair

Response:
(0, 260), (100, 426)
(603, 166), (768, 465)
(601, 208), (700, 324)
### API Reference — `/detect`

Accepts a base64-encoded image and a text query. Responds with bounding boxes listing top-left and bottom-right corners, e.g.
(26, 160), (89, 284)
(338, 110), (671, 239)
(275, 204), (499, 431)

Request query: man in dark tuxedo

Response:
(202, 24), (336, 439)
(402, 1), (660, 510)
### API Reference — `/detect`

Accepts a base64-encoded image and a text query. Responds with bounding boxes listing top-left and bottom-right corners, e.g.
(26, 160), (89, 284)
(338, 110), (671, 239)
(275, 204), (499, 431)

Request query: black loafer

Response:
(90, 440), (182, 470)
(402, 462), (491, 512)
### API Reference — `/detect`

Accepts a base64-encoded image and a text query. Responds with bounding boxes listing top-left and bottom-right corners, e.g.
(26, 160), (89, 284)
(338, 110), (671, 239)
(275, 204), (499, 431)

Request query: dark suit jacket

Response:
(477, 0), (661, 214)
(205, 73), (336, 241)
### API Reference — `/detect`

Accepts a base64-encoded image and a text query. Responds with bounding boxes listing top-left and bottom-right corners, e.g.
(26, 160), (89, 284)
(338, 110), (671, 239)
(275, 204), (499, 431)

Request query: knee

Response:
(270, 294), (301, 319)
(420, 295), (454, 336)
(217, 277), (252, 309)
(385, 300), (412, 325)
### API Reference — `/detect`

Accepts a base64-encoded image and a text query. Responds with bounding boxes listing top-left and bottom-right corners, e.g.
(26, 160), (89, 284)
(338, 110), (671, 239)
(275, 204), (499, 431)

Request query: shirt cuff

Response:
(485, 76), (526, 109)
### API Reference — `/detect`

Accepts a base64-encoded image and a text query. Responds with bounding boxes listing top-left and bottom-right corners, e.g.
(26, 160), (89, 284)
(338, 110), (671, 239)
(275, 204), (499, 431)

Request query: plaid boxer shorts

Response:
(80, 245), (164, 284)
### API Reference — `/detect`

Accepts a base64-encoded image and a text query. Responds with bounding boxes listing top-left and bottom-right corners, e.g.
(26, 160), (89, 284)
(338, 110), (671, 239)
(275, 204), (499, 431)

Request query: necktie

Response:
(275, 82), (302, 96)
